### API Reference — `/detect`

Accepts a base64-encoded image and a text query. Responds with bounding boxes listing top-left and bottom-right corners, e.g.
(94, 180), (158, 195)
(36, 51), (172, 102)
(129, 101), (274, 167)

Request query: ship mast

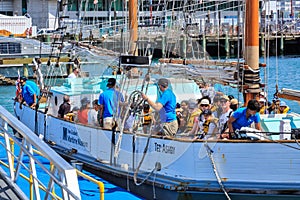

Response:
(244, 0), (260, 103)
(128, 0), (138, 55)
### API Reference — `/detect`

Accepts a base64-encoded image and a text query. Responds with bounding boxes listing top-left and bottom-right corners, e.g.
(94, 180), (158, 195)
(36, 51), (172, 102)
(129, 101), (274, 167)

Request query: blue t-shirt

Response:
(232, 107), (260, 131)
(98, 88), (124, 118)
(26, 80), (40, 96)
(157, 89), (177, 123)
(22, 81), (39, 105)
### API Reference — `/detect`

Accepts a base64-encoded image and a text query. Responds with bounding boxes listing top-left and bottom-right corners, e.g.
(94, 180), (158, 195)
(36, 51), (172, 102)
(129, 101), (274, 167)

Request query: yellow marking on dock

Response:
(0, 57), (70, 65)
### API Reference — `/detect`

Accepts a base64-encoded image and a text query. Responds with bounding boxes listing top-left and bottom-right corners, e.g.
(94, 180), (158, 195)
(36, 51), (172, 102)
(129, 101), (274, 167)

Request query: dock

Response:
(0, 168), (27, 200)
(0, 106), (82, 200)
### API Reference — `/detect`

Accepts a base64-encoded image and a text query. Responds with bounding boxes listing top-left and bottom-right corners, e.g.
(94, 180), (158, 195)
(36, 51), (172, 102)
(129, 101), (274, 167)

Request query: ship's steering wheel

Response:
(128, 90), (145, 113)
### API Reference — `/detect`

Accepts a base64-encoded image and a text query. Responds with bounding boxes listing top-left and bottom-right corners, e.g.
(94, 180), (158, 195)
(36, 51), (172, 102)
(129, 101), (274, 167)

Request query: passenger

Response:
(268, 98), (280, 114)
(142, 78), (178, 137)
(218, 95), (233, 139)
(57, 95), (71, 119)
(200, 83), (216, 102)
(193, 109), (219, 140)
(227, 99), (261, 134)
(15, 78), (22, 101)
(228, 95), (235, 101)
(77, 97), (90, 125)
(277, 101), (290, 114)
(258, 98), (269, 114)
(184, 99), (202, 132)
(142, 104), (155, 134)
(88, 99), (100, 126)
(98, 78), (124, 130)
(188, 98), (212, 135)
(68, 67), (79, 78)
(230, 98), (239, 111)
(19, 76), (39, 109)
(197, 97), (212, 119)
(180, 100), (189, 119)
(211, 95), (222, 118)
(258, 91), (268, 102)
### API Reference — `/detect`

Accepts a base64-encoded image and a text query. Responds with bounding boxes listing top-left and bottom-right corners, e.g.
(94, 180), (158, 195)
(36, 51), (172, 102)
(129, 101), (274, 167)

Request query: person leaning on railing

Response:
(227, 99), (261, 138)
(19, 76), (40, 109)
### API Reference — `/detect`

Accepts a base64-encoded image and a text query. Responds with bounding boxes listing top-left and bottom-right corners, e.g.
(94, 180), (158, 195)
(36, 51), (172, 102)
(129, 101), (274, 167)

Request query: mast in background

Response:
(128, 0), (138, 55)
(244, 0), (260, 103)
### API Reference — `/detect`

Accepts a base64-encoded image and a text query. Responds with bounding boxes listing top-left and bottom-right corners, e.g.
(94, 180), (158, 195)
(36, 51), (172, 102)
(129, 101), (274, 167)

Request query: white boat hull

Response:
(14, 103), (300, 199)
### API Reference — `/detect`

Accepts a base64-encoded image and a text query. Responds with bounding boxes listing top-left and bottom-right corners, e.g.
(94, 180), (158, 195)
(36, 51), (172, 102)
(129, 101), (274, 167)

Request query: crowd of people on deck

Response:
(16, 74), (291, 139)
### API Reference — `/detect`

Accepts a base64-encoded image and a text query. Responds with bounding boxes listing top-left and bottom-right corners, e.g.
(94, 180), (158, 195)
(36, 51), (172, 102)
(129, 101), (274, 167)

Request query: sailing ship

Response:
(13, 0), (300, 199)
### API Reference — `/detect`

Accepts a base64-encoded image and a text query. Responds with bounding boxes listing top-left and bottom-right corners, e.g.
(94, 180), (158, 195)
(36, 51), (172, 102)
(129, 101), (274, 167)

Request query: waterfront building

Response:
(0, 1), (299, 36)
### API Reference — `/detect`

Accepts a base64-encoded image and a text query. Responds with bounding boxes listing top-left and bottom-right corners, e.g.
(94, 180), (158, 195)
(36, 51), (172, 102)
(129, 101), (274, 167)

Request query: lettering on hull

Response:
(154, 142), (175, 154)
(62, 127), (88, 147)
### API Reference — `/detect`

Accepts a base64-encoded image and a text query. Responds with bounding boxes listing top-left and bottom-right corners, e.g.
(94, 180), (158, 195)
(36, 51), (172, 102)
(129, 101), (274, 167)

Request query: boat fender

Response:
(155, 162), (161, 171)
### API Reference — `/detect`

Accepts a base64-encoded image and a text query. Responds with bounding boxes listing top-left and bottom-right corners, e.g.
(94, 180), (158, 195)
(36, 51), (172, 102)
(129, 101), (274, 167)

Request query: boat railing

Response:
(0, 105), (81, 200)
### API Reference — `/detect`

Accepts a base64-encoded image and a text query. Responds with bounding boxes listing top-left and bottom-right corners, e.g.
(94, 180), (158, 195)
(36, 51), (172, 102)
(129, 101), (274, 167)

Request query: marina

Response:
(1, 0), (300, 199)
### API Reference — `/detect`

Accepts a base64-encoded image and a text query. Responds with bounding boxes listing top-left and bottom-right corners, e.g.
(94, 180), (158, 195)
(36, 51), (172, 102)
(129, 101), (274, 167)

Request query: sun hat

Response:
(230, 99), (238, 105)
(280, 101), (287, 107)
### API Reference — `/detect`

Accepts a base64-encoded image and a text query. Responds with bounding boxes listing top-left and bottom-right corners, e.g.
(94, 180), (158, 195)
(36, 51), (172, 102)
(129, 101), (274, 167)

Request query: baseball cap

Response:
(157, 78), (169, 87)
(107, 78), (116, 86)
(20, 76), (27, 81)
(220, 95), (230, 101)
(202, 109), (212, 115)
(200, 99), (210, 105)
(259, 98), (266, 103)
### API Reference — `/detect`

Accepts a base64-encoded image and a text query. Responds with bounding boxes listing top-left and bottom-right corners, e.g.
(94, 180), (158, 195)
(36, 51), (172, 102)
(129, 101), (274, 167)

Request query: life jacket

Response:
(277, 106), (290, 114)
(198, 116), (219, 138)
(65, 113), (75, 121)
(202, 119), (211, 134)
(259, 106), (268, 114)
(143, 109), (152, 125)
(186, 109), (202, 131)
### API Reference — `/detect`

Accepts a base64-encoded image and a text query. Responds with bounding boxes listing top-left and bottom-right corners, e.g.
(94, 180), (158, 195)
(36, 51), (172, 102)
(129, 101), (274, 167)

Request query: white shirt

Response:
(68, 72), (77, 79)
(88, 109), (99, 126)
(218, 109), (233, 133)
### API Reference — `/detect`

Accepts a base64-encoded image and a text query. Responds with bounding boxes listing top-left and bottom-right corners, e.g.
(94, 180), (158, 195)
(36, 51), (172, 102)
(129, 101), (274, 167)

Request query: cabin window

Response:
(0, 42), (21, 54)
(55, 96), (58, 106)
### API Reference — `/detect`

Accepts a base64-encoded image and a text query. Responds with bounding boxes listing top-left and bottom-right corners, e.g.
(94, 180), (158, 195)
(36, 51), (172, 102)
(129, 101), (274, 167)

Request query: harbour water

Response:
(0, 56), (299, 199)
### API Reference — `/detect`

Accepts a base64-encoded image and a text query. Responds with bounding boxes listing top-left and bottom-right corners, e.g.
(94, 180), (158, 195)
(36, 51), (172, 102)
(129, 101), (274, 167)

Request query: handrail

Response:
(76, 170), (105, 200)
(0, 105), (81, 200)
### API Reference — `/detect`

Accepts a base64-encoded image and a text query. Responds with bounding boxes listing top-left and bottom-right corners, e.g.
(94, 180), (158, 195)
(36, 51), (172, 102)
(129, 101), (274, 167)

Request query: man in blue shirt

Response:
(98, 78), (124, 129)
(142, 78), (178, 136)
(228, 99), (261, 134)
(19, 77), (39, 109)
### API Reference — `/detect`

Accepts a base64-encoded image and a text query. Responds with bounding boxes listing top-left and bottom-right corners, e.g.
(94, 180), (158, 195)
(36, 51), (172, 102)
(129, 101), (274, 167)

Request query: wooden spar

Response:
(159, 58), (239, 67)
(244, 0), (260, 103)
(128, 0), (138, 55)
(278, 88), (300, 102)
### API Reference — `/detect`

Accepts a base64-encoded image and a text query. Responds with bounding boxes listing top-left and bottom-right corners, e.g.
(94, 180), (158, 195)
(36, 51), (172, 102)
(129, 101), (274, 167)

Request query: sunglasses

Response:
(220, 100), (227, 103)
(200, 104), (209, 107)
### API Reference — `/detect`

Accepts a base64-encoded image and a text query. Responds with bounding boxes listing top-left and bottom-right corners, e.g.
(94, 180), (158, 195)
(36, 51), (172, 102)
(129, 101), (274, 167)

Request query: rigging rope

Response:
(204, 141), (231, 200)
